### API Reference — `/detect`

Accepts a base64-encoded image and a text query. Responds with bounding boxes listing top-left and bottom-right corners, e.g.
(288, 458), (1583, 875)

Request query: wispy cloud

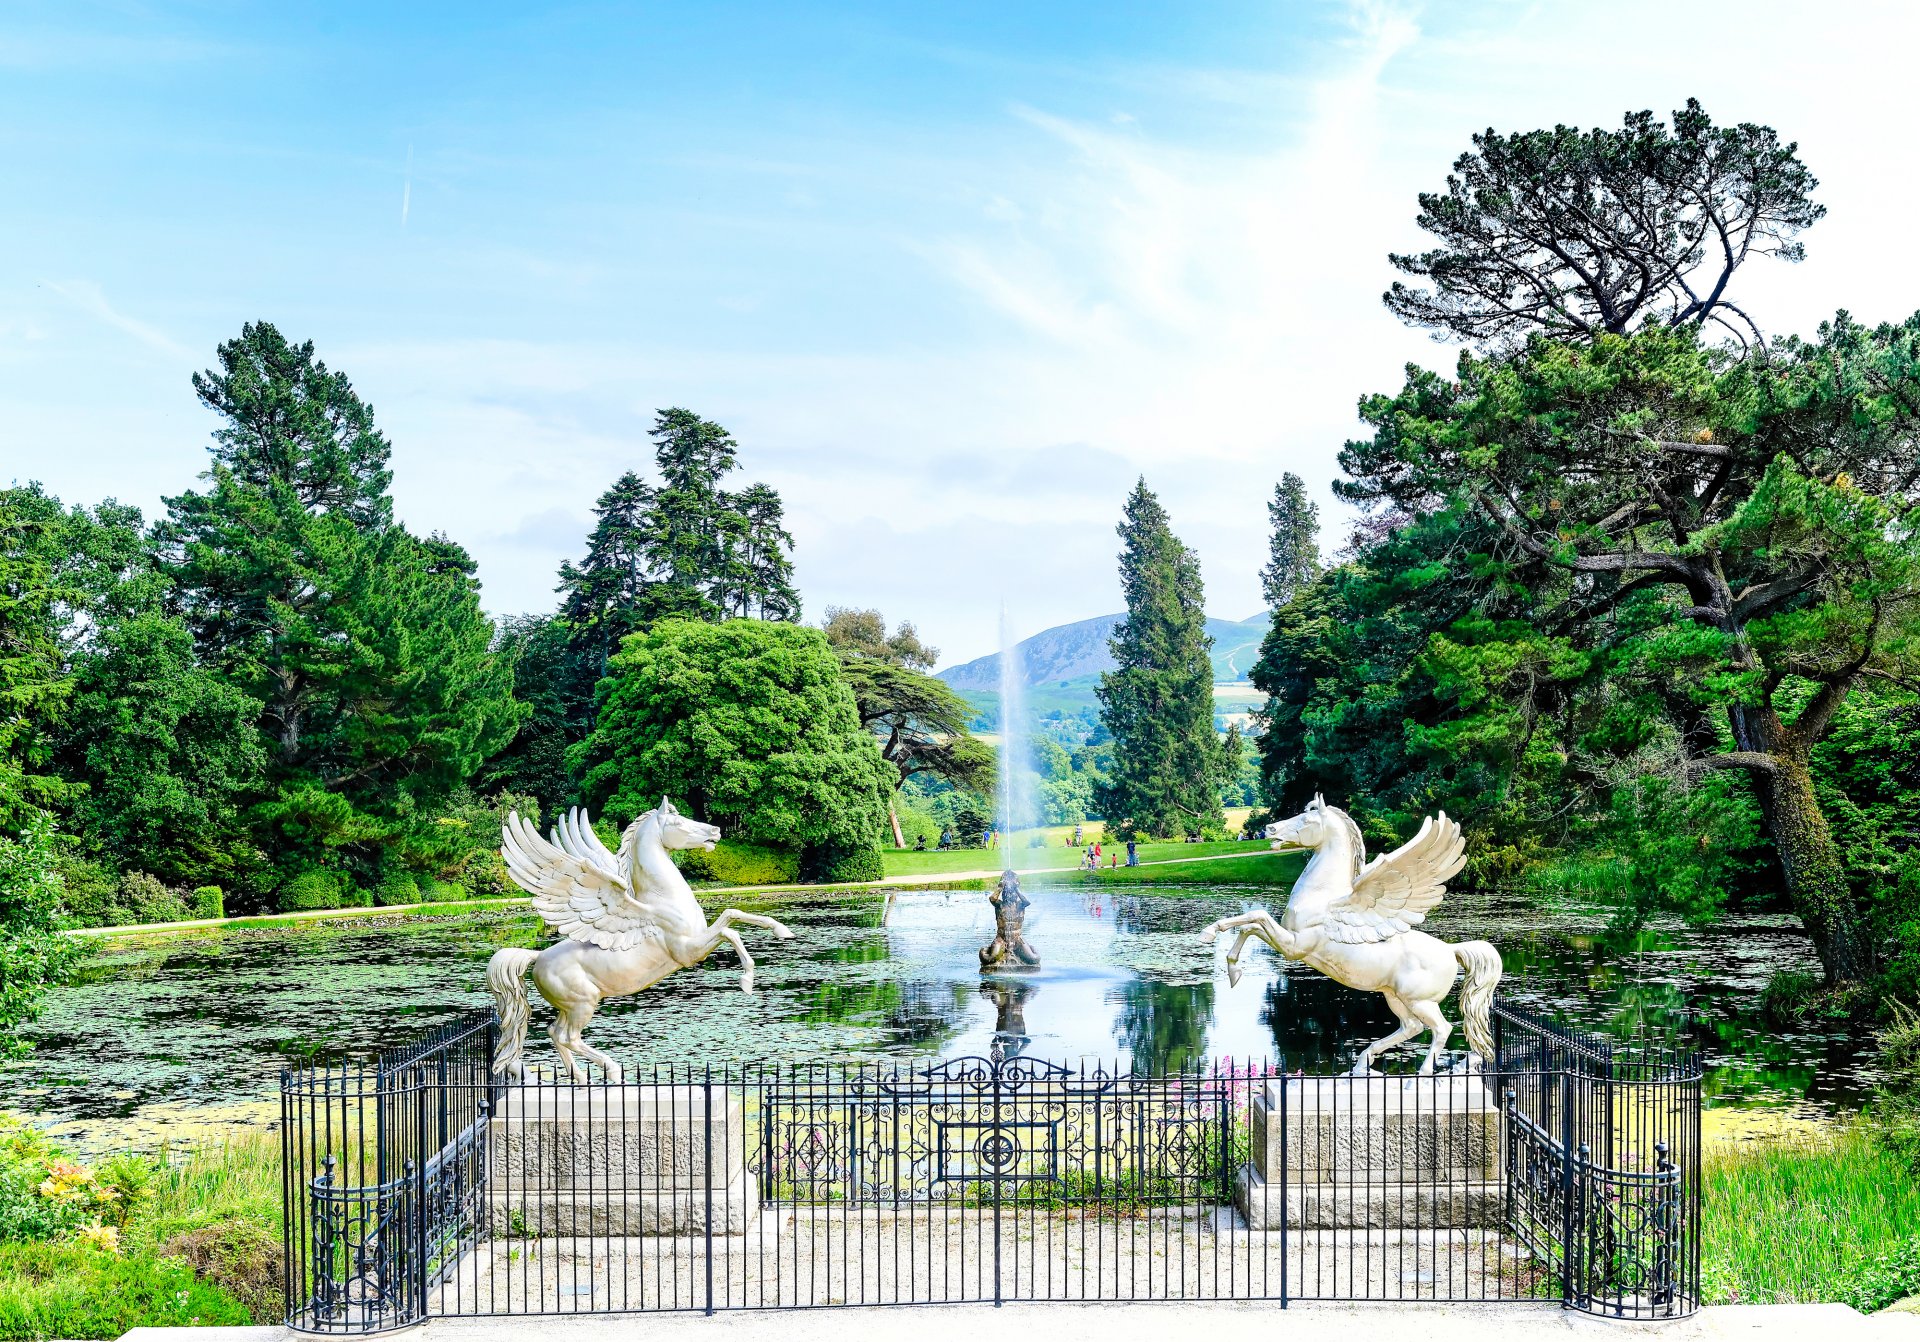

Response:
(40, 281), (193, 362)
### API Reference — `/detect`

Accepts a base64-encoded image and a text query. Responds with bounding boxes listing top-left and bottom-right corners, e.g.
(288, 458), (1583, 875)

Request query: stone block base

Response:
(1235, 1162), (1501, 1230)
(489, 1169), (758, 1236)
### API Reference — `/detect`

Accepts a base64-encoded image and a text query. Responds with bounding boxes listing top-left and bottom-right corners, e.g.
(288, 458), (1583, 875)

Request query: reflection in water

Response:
(3, 883), (1874, 1147)
(979, 979), (1034, 1058)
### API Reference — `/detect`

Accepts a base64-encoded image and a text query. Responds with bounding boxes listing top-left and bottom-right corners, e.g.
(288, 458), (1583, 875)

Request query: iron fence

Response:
(281, 1001), (1700, 1331)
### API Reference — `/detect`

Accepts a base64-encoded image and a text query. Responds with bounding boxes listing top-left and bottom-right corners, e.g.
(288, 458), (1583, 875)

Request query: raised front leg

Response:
(710, 909), (794, 940)
(1203, 911), (1296, 987)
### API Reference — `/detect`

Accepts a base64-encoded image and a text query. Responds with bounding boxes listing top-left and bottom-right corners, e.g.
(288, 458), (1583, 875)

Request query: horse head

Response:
(1264, 794), (1365, 880)
(627, 796), (721, 857)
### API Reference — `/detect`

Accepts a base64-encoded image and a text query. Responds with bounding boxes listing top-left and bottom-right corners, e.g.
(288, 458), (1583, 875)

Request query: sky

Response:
(6, 1), (1920, 666)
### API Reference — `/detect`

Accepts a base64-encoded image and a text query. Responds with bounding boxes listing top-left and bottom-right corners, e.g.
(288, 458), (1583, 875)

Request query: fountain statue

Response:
(1201, 795), (1503, 1073)
(979, 869), (1040, 970)
(487, 800), (794, 1082)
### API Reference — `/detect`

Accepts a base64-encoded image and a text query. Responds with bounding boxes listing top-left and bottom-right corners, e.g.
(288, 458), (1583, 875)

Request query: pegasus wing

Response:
(1321, 812), (1466, 945)
(501, 811), (657, 951)
(552, 806), (622, 883)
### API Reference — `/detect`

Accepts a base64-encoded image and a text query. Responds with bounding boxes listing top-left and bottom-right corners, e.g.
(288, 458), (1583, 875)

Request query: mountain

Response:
(939, 612), (1270, 692)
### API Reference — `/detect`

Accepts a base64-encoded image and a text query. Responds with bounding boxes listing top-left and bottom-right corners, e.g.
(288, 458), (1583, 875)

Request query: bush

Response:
(807, 842), (884, 885)
(187, 886), (224, 920)
(420, 880), (466, 904)
(159, 1218), (282, 1324)
(373, 872), (420, 907)
(116, 872), (191, 924)
(674, 841), (800, 887)
(1875, 1002), (1920, 1171)
(51, 855), (120, 928)
(274, 869), (344, 912)
(0, 1239), (252, 1337)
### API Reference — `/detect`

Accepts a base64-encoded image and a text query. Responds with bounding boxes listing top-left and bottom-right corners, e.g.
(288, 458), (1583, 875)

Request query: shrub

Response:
(0, 1116), (69, 1244)
(674, 841), (800, 887)
(373, 872), (420, 907)
(0, 1239), (251, 1337)
(420, 880), (466, 904)
(160, 1218), (282, 1324)
(274, 869), (344, 912)
(1876, 1002), (1920, 1171)
(807, 842), (884, 885)
(51, 855), (121, 928)
(188, 886), (224, 920)
(116, 872), (191, 924)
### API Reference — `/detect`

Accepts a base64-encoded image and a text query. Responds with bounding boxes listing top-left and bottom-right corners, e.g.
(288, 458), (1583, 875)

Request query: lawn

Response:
(880, 836), (1278, 878)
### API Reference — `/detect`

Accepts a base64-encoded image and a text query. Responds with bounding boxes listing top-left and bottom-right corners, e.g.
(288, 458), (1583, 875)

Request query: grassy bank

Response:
(880, 837), (1282, 879)
(1704, 1124), (1920, 1310)
(0, 1119), (282, 1339)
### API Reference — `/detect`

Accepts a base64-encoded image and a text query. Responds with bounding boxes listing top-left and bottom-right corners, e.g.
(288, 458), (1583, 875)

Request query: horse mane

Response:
(1329, 806), (1366, 880)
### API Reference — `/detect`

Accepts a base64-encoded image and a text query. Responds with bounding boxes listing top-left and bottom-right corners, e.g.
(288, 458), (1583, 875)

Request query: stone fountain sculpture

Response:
(979, 869), (1040, 970)
(487, 800), (794, 1082)
(1201, 794), (1503, 1074)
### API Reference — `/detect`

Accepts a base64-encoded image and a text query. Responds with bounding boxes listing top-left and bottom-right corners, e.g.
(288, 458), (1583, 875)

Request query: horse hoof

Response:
(1226, 961), (1243, 987)
(740, 976), (756, 995)
(775, 924), (794, 940)
(1200, 924), (1219, 944)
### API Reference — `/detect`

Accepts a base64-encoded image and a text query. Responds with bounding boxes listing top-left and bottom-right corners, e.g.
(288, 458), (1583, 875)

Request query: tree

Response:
(1386, 100), (1823, 349)
(1096, 480), (1227, 838)
(161, 324), (522, 883)
(558, 471), (660, 676)
(0, 816), (83, 1057)
(0, 488), (73, 830)
(647, 407), (738, 621)
(1337, 320), (1920, 983)
(821, 607), (937, 669)
(733, 483), (800, 621)
(572, 619), (893, 875)
(1261, 472), (1322, 609)
(825, 608), (992, 845)
(482, 613), (598, 811)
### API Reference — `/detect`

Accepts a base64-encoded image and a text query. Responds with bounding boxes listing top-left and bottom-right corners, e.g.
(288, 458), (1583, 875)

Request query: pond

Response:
(3, 883), (1875, 1151)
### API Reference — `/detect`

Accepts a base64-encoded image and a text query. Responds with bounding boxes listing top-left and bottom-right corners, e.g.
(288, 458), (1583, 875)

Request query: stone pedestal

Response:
(487, 1085), (756, 1236)
(1235, 1072), (1501, 1229)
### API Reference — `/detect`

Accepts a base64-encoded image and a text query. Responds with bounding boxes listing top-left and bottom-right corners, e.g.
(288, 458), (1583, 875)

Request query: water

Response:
(3, 885), (1876, 1150)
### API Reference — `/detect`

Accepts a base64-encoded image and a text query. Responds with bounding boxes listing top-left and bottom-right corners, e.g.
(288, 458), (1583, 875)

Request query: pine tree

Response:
(1096, 479), (1226, 838)
(733, 482), (800, 620)
(162, 325), (521, 881)
(1261, 472), (1322, 609)
(557, 471), (659, 672)
(647, 407), (737, 620)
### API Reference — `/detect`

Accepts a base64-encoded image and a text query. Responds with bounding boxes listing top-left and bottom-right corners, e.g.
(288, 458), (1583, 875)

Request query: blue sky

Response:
(6, 1), (1920, 662)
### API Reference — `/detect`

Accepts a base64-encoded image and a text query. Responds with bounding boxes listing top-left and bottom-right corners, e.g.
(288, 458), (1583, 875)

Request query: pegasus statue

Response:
(1201, 795), (1502, 1074)
(486, 799), (793, 1083)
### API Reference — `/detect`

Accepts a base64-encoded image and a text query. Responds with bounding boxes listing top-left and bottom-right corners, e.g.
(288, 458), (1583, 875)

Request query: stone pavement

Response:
(119, 1300), (1920, 1342)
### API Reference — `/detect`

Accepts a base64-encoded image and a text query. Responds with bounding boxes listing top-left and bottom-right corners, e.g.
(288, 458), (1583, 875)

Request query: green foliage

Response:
(0, 1239), (252, 1337)
(0, 488), (75, 831)
(575, 619), (891, 869)
(1260, 471), (1321, 609)
(161, 323), (523, 879)
(112, 873), (189, 925)
(1386, 98), (1822, 346)
(188, 887), (223, 920)
(374, 871), (421, 906)
(274, 869), (346, 912)
(0, 818), (83, 1056)
(674, 840), (800, 886)
(829, 616), (992, 795)
(1097, 480), (1227, 839)
(1704, 1127), (1920, 1308)
(807, 843), (884, 884)
(1874, 1003), (1920, 1172)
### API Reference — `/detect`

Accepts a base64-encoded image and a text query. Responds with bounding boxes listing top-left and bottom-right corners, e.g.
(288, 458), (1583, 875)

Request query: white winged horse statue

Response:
(486, 800), (793, 1082)
(1202, 795), (1502, 1074)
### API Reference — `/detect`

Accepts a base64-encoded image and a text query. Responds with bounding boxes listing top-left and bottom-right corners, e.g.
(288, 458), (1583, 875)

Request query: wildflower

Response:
(37, 1158), (100, 1203)
(75, 1221), (121, 1255)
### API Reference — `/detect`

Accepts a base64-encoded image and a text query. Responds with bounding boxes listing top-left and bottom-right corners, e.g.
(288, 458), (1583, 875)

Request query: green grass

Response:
(1027, 849), (1306, 886)
(1704, 1125), (1920, 1310)
(881, 837), (1276, 878)
(0, 1125), (285, 1339)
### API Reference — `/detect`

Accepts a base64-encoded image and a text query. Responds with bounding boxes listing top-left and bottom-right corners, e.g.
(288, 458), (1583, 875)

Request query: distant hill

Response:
(939, 612), (1269, 692)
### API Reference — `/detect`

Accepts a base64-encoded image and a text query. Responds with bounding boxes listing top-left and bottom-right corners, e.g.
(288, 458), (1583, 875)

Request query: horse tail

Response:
(1453, 939), (1504, 1061)
(487, 947), (540, 1077)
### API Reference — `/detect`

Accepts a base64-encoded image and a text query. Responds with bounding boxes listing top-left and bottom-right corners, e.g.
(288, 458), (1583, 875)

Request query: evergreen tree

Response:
(733, 482), (800, 620)
(558, 471), (659, 674)
(0, 488), (74, 830)
(647, 407), (737, 620)
(1261, 472), (1322, 610)
(1096, 479), (1226, 838)
(161, 324), (521, 889)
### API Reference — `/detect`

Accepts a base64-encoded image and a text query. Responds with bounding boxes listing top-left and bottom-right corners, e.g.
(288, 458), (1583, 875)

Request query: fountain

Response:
(981, 608), (1040, 972)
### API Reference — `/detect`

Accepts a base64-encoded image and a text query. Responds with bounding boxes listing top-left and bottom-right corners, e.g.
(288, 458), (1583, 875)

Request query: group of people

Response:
(1079, 837), (1139, 870)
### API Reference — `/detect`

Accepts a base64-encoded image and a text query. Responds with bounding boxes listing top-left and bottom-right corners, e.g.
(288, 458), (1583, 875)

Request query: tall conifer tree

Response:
(1261, 472), (1322, 610)
(1096, 479), (1226, 838)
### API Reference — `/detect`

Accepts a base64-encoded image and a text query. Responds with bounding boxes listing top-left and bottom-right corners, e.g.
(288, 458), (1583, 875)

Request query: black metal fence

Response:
(281, 1001), (1700, 1331)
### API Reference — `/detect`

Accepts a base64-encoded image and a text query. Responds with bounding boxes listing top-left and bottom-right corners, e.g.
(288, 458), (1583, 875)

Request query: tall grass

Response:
(1705, 1124), (1920, 1310)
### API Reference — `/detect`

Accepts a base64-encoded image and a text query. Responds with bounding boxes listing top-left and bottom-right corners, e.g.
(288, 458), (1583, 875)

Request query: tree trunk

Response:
(888, 802), (904, 849)
(1762, 752), (1874, 984)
